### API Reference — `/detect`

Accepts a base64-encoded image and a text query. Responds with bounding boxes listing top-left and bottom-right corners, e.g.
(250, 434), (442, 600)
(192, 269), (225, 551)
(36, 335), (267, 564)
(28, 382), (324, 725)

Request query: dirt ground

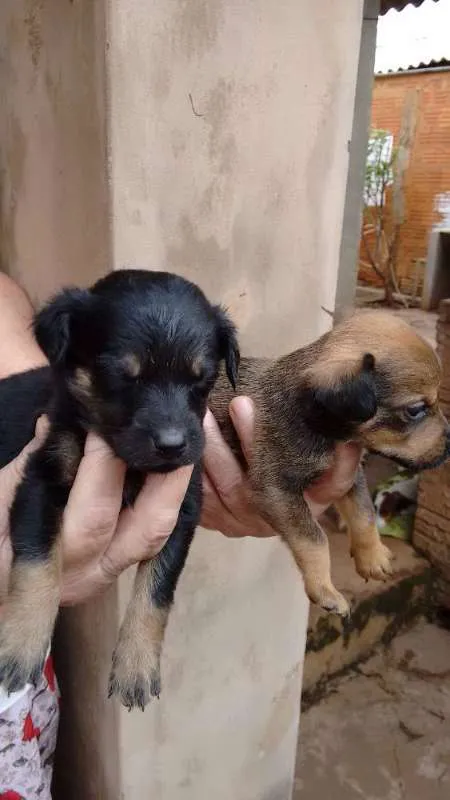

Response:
(295, 620), (450, 799)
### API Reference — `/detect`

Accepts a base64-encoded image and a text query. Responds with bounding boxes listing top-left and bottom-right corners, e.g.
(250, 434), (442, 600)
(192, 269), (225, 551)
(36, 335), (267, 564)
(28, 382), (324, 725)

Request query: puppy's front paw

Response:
(352, 540), (394, 582)
(0, 622), (47, 693)
(108, 638), (161, 712)
(307, 582), (350, 617)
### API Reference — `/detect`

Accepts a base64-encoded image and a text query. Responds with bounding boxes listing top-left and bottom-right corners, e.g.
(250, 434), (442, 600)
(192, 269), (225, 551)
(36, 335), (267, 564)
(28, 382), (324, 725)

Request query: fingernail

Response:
(229, 396), (253, 423)
(35, 415), (50, 440)
(203, 408), (215, 430)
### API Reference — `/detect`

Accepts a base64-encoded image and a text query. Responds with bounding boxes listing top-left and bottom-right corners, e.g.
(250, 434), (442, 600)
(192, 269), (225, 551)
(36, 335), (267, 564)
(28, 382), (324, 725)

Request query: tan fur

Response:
(72, 367), (92, 395)
(55, 431), (83, 484)
(335, 467), (393, 580)
(109, 561), (168, 710)
(122, 353), (141, 378)
(308, 311), (441, 397)
(0, 547), (61, 686)
(191, 355), (204, 378)
(363, 410), (447, 465)
(68, 368), (102, 424)
(209, 309), (448, 615)
(284, 527), (350, 616)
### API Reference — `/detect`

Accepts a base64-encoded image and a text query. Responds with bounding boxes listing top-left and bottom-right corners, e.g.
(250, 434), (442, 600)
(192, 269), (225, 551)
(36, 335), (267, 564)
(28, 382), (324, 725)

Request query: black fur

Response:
(214, 306), (240, 388)
(149, 463), (202, 609)
(0, 269), (239, 692)
(33, 287), (92, 366)
(306, 354), (378, 439)
(0, 368), (52, 465)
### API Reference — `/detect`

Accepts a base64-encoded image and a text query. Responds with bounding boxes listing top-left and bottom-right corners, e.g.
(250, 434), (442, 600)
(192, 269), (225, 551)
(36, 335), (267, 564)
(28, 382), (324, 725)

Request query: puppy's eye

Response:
(189, 371), (213, 399)
(403, 402), (428, 422)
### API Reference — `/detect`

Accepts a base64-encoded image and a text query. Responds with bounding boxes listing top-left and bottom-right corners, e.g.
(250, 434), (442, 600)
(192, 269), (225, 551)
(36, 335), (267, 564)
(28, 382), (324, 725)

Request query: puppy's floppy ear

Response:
(308, 353), (377, 433)
(214, 306), (240, 388)
(34, 287), (92, 367)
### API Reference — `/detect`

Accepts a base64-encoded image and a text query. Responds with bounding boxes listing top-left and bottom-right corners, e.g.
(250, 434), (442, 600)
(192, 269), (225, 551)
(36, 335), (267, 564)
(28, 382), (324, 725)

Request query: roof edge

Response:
(380, 0), (439, 15)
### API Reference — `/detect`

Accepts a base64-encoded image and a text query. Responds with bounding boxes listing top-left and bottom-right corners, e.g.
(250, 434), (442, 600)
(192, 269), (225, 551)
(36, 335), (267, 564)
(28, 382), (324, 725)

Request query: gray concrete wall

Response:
(0, 1), (364, 798)
(108, 0), (363, 354)
(0, 0), (109, 298)
(0, 4), (119, 798)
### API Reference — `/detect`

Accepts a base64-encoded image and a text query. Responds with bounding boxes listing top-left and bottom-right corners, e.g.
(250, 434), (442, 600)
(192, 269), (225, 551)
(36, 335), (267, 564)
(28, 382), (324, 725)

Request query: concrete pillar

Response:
(335, 0), (379, 315)
(0, 1), (364, 798)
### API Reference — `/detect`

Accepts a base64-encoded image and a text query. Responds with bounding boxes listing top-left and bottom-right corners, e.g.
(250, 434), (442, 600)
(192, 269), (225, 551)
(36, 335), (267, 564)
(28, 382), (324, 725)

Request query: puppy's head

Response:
(305, 310), (450, 471)
(34, 270), (239, 471)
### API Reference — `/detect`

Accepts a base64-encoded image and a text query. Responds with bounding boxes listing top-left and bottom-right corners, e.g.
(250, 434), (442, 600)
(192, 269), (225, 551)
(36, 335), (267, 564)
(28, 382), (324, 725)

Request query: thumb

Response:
(229, 396), (255, 464)
(0, 415), (49, 501)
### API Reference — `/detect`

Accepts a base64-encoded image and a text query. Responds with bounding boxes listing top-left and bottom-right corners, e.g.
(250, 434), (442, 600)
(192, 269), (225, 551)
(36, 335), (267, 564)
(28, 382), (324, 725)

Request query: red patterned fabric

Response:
(0, 654), (59, 799)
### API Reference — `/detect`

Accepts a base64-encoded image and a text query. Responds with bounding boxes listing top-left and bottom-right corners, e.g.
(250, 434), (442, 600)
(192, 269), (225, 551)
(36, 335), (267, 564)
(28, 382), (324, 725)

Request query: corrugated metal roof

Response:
(380, 0), (438, 14)
(375, 0), (450, 74)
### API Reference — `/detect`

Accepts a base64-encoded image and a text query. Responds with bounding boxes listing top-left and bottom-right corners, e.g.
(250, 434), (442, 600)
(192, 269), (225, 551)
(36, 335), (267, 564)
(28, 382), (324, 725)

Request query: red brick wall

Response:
(414, 300), (450, 607)
(359, 69), (450, 291)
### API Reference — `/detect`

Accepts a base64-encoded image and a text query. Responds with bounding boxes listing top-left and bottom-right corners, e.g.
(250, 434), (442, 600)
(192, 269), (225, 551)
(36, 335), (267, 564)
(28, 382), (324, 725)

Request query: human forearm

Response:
(0, 274), (47, 378)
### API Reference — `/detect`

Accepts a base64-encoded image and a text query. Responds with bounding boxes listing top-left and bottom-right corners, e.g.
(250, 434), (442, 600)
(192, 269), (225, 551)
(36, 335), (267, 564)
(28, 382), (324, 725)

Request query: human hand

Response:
(0, 420), (193, 605)
(201, 398), (362, 537)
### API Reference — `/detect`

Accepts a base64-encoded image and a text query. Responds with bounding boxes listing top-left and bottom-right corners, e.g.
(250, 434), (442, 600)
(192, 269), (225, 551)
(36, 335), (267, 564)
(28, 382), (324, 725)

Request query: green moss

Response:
(303, 566), (435, 710)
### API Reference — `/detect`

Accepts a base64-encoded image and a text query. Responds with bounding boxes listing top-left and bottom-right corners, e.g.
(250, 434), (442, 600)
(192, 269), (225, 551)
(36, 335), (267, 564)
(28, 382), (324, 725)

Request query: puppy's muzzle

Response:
(154, 427), (187, 458)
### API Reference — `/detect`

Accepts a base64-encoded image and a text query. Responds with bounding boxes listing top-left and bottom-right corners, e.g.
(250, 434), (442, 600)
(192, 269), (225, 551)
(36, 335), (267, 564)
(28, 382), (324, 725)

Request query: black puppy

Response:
(0, 269), (239, 710)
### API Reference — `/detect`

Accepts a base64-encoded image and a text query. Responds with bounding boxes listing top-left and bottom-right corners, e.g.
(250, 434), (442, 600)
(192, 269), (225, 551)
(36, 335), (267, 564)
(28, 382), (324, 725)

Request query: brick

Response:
(358, 70), (450, 291)
(414, 309), (450, 605)
(414, 530), (450, 564)
(415, 505), (450, 538)
(418, 462), (450, 488)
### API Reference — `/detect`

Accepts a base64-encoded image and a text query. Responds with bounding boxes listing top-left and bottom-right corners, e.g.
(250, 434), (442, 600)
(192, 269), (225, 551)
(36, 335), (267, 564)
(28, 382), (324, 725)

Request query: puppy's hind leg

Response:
(335, 466), (394, 581)
(109, 468), (201, 711)
(0, 446), (66, 693)
(261, 491), (350, 617)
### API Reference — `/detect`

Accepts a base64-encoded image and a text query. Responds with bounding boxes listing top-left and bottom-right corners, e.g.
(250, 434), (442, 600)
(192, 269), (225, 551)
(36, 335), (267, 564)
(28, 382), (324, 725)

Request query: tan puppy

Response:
(209, 310), (449, 616)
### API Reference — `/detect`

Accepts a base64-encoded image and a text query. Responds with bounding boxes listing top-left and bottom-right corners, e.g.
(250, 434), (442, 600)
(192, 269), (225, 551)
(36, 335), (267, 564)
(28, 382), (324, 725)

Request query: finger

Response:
(0, 426), (46, 503)
(201, 473), (274, 539)
(306, 443), (362, 506)
(229, 396), (255, 464)
(203, 409), (245, 501)
(35, 414), (50, 442)
(203, 408), (274, 536)
(200, 473), (248, 537)
(62, 433), (126, 565)
(98, 465), (193, 580)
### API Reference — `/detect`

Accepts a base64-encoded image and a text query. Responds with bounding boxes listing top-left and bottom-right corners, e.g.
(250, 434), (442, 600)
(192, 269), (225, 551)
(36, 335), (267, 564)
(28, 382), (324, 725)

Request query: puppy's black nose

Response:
(154, 427), (186, 456)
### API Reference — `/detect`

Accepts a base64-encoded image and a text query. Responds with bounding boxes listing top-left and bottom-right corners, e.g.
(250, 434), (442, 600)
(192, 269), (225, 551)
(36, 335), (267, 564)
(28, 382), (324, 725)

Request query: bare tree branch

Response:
(361, 229), (386, 283)
(359, 95), (417, 305)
